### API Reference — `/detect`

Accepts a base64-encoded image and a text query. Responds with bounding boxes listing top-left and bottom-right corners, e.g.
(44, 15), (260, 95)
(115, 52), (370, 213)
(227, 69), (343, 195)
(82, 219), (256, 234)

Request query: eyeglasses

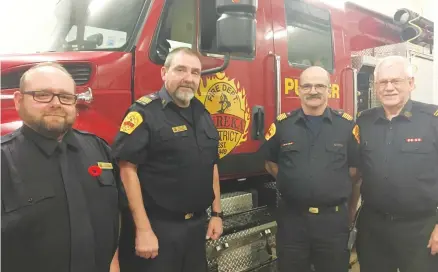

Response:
(375, 78), (410, 88)
(299, 84), (329, 92)
(22, 91), (77, 105)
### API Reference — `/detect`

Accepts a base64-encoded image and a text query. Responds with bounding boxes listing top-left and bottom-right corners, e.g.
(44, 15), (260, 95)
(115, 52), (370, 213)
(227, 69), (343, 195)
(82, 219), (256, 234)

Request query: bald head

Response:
(300, 66), (330, 85)
(20, 62), (76, 93)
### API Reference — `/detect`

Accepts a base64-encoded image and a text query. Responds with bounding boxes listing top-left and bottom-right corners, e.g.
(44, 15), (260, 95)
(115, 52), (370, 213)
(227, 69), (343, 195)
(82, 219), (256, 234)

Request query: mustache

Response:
(178, 82), (196, 90)
(43, 110), (67, 117)
(305, 94), (322, 100)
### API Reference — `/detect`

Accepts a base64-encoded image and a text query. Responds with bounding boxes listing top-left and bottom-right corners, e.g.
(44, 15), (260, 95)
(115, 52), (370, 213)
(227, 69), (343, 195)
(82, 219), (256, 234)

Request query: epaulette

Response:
(333, 110), (354, 121)
(356, 107), (378, 119)
(135, 92), (160, 106)
(276, 111), (295, 122)
(415, 101), (438, 117)
(74, 129), (110, 146)
(1, 131), (19, 144)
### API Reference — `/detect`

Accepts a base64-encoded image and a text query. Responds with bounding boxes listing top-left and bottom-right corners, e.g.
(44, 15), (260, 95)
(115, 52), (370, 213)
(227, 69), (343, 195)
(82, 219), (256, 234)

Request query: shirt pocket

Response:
(97, 169), (117, 187)
(279, 143), (300, 168)
(155, 127), (189, 164)
(202, 128), (220, 164)
(400, 142), (435, 180)
(326, 142), (347, 169)
(2, 184), (55, 232)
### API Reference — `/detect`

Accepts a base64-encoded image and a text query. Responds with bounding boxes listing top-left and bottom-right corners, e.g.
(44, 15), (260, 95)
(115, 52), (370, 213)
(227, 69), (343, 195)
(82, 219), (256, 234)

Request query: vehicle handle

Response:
(77, 87), (93, 104)
(352, 68), (358, 119)
(269, 52), (281, 116)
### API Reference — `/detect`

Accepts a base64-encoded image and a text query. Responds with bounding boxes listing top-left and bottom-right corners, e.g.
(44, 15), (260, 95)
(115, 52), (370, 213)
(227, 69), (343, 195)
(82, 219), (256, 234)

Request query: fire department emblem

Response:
(196, 72), (250, 159)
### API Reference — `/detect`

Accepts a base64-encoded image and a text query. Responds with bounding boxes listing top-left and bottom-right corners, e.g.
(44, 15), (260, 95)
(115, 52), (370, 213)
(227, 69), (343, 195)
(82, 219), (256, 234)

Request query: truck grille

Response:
(1, 63), (92, 90)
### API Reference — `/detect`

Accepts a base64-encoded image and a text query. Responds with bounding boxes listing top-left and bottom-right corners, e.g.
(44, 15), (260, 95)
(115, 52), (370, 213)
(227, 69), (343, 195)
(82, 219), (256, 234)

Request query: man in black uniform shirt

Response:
(355, 56), (438, 272)
(1, 62), (122, 272)
(112, 47), (223, 272)
(260, 66), (361, 272)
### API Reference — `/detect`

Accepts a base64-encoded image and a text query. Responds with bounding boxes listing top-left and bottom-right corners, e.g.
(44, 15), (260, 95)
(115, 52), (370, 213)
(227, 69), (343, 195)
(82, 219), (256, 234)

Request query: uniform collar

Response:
(158, 86), (173, 109)
(374, 99), (413, 123)
(296, 107), (332, 123)
(21, 125), (79, 156)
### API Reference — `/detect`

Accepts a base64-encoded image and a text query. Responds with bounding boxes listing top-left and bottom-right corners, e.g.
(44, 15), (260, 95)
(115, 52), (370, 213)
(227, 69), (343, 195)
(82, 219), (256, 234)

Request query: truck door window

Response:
(151, 0), (196, 62)
(151, 0), (253, 64)
(284, 1), (334, 71)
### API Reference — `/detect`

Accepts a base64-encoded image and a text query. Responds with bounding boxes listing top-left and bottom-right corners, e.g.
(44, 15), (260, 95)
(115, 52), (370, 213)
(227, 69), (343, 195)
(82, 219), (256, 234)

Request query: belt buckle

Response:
(309, 207), (319, 214)
(184, 213), (194, 220)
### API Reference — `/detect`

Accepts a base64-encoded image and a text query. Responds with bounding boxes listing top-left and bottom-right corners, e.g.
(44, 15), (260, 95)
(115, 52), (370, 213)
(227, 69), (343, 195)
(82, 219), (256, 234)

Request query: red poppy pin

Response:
(88, 165), (102, 177)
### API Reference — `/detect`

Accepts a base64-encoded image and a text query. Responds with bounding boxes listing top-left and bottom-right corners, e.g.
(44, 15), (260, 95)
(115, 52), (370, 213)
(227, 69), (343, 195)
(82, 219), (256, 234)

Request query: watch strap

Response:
(211, 211), (223, 218)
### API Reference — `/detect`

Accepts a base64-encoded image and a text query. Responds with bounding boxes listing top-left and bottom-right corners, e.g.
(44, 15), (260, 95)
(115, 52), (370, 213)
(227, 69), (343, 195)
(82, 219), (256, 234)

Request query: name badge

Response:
(97, 162), (113, 170)
(172, 125), (188, 133)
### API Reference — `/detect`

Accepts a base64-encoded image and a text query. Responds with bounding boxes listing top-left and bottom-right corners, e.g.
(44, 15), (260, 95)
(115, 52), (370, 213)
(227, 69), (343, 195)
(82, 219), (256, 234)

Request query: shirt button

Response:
(28, 197), (33, 203)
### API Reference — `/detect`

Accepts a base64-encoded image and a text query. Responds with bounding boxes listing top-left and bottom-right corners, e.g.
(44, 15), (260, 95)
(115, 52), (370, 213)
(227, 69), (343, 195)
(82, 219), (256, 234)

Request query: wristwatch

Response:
(210, 211), (224, 219)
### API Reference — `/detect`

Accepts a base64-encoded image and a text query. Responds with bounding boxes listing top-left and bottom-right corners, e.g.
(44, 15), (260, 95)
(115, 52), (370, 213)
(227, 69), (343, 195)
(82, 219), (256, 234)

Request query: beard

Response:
(19, 106), (75, 139)
(174, 86), (195, 105)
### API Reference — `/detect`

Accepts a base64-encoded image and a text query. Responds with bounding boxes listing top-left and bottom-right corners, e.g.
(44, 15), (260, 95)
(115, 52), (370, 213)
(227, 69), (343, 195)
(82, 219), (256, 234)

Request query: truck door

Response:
(270, 0), (352, 114)
(133, 0), (275, 180)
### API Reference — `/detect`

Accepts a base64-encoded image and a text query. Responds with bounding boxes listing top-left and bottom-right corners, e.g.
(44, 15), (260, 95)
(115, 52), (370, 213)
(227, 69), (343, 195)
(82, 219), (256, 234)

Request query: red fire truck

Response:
(1, 0), (434, 271)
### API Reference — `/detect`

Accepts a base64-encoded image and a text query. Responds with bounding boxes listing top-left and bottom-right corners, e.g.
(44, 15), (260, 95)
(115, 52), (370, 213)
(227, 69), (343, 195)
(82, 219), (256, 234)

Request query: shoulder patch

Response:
(120, 111), (143, 135)
(135, 93), (159, 106)
(352, 124), (360, 144)
(265, 123), (276, 141)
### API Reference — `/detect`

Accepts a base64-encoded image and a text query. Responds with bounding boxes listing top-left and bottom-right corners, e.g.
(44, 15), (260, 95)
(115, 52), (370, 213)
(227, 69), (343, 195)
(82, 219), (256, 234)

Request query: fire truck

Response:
(1, 0), (434, 271)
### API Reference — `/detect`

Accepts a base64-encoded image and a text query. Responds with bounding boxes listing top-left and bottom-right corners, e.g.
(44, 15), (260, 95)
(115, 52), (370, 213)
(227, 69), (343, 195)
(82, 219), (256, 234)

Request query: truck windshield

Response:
(47, 0), (147, 52)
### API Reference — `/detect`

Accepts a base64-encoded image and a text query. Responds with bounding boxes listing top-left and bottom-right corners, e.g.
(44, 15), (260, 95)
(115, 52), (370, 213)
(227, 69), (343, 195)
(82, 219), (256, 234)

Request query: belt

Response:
(282, 199), (346, 215)
(146, 206), (205, 221)
(367, 207), (438, 221)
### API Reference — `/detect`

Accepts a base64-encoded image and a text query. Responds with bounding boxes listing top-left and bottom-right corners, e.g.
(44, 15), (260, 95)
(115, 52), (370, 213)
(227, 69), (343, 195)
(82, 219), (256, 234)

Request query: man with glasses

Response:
(260, 66), (361, 272)
(355, 55), (438, 272)
(1, 62), (123, 272)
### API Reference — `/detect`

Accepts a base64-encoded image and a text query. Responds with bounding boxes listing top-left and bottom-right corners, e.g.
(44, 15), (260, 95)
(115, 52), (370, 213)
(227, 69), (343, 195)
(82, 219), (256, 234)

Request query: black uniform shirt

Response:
(1, 125), (122, 272)
(112, 87), (220, 213)
(260, 108), (360, 206)
(357, 100), (438, 214)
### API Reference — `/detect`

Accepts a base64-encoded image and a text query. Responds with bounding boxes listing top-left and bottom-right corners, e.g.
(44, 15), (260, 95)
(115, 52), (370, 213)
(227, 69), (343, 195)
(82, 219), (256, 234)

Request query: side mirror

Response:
(216, 0), (257, 54)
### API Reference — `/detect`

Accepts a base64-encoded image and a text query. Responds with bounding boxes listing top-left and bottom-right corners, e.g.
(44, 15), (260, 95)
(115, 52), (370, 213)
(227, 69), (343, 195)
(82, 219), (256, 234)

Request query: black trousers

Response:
(118, 210), (208, 272)
(276, 201), (350, 272)
(356, 207), (438, 272)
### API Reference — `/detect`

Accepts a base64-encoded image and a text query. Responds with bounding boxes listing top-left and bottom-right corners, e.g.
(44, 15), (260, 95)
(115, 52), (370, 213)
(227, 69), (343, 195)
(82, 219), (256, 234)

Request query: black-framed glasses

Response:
(22, 91), (77, 105)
